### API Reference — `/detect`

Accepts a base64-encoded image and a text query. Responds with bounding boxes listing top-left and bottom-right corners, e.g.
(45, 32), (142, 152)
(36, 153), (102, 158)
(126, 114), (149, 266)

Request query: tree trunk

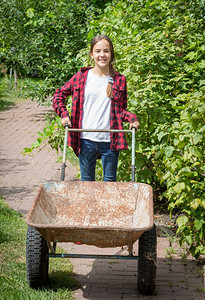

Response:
(14, 68), (17, 89)
(9, 68), (12, 90)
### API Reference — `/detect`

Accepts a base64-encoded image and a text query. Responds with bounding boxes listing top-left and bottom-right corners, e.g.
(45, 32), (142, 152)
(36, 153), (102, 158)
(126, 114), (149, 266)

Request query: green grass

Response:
(0, 76), (40, 111)
(0, 197), (79, 300)
(0, 77), (23, 110)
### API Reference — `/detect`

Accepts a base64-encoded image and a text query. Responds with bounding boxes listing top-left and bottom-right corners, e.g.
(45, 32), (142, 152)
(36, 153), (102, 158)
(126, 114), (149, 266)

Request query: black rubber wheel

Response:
(138, 224), (157, 295)
(26, 226), (49, 289)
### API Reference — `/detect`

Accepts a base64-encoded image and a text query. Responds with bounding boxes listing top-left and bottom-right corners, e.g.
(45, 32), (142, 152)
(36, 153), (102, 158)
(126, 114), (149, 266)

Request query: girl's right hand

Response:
(61, 117), (71, 127)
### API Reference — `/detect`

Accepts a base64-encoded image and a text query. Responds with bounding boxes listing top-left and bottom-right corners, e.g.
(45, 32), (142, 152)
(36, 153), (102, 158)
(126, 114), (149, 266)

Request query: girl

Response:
(52, 35), (139, 182)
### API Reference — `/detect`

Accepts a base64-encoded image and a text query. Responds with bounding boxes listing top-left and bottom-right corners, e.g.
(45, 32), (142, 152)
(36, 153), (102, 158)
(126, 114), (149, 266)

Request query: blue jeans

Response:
(79, 139), (119, 182)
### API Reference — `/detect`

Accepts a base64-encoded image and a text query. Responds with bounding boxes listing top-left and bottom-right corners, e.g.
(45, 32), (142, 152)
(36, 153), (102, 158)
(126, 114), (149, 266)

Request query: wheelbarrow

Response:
(26, 127), (157, 295)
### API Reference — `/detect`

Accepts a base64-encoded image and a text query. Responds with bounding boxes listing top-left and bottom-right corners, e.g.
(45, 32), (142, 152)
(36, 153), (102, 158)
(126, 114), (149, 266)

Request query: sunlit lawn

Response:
(0, 197), (79, 300)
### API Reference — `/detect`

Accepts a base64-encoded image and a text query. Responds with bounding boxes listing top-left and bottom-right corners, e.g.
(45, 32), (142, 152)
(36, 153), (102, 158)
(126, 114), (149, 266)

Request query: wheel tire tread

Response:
(26, 226), (49, 289)
(138, 224), (157, 295)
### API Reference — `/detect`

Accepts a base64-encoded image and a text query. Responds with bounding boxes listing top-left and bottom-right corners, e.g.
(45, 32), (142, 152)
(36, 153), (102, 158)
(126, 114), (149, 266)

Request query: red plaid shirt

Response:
(52, 67), (138, 155)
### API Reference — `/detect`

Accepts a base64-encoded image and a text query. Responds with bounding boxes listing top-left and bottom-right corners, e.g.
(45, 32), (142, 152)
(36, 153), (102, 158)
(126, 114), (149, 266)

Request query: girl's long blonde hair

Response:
(90, 35), (115, 98)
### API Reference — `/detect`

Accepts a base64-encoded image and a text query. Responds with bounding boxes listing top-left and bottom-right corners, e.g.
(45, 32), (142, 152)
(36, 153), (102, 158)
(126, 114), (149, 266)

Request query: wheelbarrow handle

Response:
(131, 127), (136, 182)
(61, 124), (69, 181)
(61, 126), (136, 182)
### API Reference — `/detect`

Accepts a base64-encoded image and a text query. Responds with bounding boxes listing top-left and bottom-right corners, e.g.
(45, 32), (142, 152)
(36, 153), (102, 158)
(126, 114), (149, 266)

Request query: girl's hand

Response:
(61, 117), (71, 127)
(129, 121), (140, 130)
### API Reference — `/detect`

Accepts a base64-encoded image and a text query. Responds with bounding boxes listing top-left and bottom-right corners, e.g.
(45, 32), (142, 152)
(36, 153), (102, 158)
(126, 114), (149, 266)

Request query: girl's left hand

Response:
(129, 121), (140, 130)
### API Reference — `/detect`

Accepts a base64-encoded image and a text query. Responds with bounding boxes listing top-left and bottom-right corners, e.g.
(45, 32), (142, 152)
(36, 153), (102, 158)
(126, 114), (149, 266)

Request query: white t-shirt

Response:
(81, 69), (111, 142)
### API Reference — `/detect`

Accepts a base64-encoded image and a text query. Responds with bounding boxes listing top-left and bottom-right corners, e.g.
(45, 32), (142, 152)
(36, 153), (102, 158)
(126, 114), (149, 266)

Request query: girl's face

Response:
(90, 39), (111, 71)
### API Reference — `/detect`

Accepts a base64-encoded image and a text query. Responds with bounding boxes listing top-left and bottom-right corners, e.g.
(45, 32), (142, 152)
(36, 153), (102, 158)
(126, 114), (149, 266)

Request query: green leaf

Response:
(155, 150), (161, 159)
(175, 159), (182, 169)
(190, 198), (201, 209)
(185, 52), (196, 60)
(177, 215), (188, 228)
(198, 60), (205, 69)
(190, 146), (201, 158)
(185, 235), (193, 245)
(174, 182), (185, 194)
(158, 131), (167, 141)
(26, 8), (35, 18)
(162, 171), (171, 181)
(175, 194), (185, 205)
(22, 147), (33, 155)
(199, 79), (205, 86)
(164, 146), (174, 158)
(180, 167), (192, 177)
(194, 219), (205, 231)
(192, 133), (202, 145)
(174, 139), (179, 146)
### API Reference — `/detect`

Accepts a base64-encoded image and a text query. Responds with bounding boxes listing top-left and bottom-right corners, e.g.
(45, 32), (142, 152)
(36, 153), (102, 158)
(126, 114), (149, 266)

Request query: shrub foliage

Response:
(0, 0), (109, 100)
(81, 0), (204, 258)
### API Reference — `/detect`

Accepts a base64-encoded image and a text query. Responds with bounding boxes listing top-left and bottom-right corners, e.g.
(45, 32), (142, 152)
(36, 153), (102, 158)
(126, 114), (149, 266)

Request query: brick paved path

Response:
(0, 100), (204, 299)
(0, 100), (76, 214)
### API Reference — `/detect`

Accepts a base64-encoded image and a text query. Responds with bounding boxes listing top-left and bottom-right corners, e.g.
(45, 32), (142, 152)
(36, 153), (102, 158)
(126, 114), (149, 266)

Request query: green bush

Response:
(0, 0), (112, 101)
(76, 0), (204, 258)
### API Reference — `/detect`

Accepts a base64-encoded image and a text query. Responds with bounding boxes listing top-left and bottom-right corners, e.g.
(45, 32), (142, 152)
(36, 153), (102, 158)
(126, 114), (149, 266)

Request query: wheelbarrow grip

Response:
(61, 124), (69, 181)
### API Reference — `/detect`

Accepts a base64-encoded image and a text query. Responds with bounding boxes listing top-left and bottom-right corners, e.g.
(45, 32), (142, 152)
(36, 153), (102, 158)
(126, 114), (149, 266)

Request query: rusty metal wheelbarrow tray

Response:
(26, 180), (153, 248)
(26, 128), (154, 249)
(26, 181), (153, 248)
